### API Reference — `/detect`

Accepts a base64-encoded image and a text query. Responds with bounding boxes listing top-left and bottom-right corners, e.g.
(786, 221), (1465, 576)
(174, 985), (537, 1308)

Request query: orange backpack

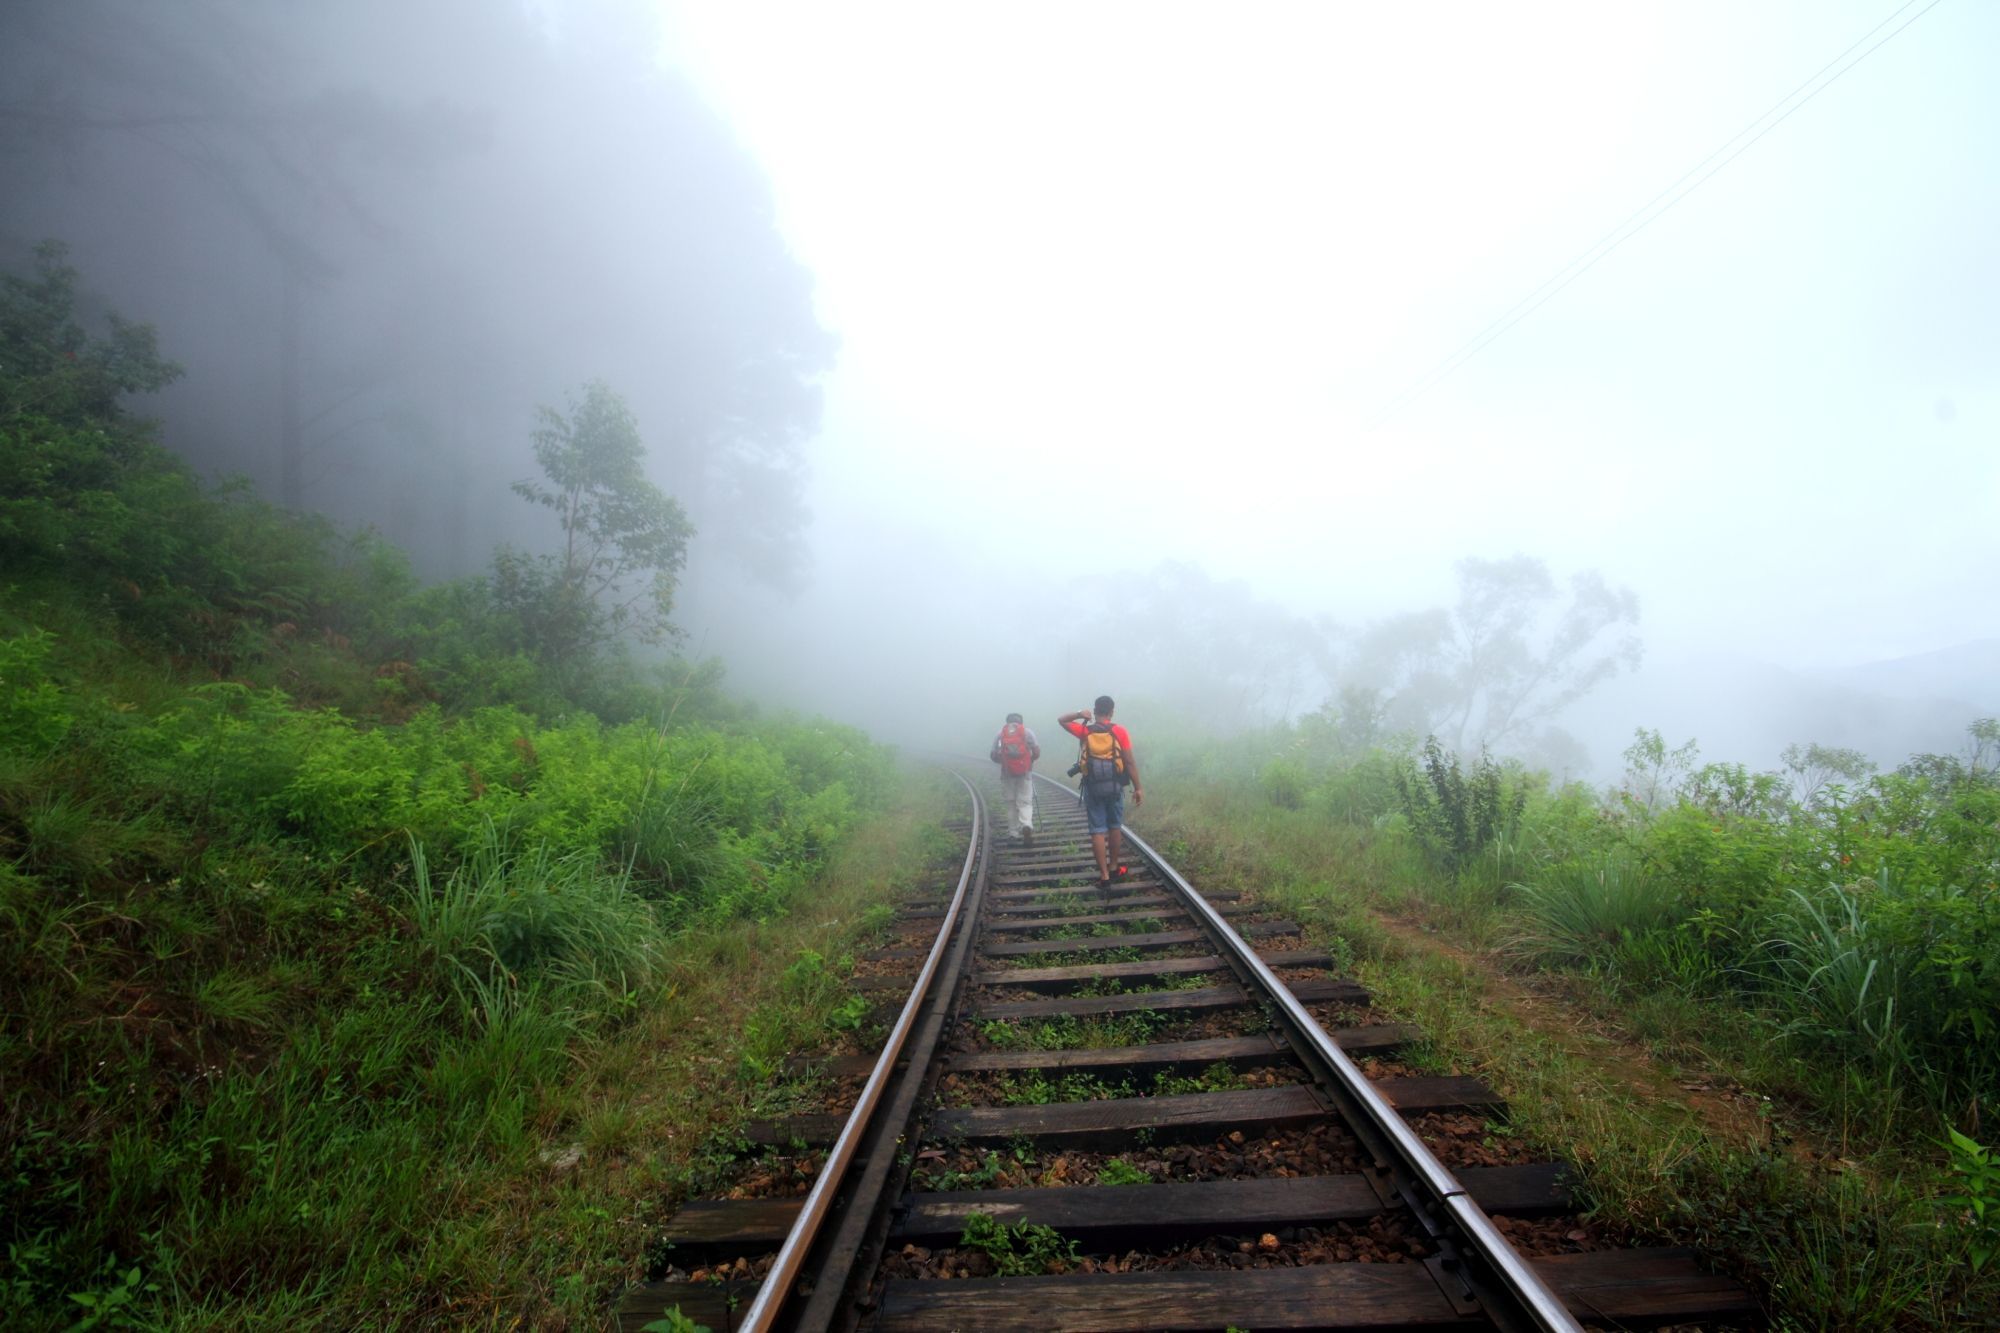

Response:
(1077, 722), (1124, 797)
(997, 722), (1035, 776)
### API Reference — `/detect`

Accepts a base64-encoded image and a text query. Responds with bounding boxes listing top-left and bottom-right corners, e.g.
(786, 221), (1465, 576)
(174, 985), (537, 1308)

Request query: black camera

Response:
(1065, 762), (1082, 777)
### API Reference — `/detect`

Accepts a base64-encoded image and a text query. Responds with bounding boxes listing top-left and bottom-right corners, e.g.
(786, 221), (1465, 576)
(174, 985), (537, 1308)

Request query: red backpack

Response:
(997, 722), (1035, 775)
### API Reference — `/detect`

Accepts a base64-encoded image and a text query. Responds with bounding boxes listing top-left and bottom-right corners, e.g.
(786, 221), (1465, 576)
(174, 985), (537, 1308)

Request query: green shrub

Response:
(0, 631), (73, 754)
(1395, 737), (1525, 876)
(1259, 757), (1309, 809)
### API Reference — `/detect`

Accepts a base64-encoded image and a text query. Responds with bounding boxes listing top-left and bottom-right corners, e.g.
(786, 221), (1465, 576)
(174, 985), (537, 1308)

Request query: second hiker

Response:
(1058, 695), (1144, 887)
(989, 711), (1041, 843)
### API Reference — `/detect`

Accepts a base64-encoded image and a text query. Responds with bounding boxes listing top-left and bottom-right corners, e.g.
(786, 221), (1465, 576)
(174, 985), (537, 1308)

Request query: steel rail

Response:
(1033, 772), (1584, 1333)
(736, 772), (985, 1333)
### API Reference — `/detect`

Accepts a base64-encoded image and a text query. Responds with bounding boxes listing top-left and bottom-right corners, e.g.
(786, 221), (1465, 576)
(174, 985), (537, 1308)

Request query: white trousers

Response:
(999, 771), (1035, 834)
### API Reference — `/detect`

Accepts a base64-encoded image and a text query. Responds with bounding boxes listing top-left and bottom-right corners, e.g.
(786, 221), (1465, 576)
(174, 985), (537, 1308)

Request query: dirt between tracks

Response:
(1408, 1110), (1546, 1169)
(666, 1251), (777, 1286)
(879, 925), (940, 952)
(1310, 1002), (1398, 1030)
(982, 943), (1215, 968)
(851, 951), (916, 981)
(908, 1123), (1369, 1192)
(879, 1210), (1620, 1276)
(932, 1062), (1305, 1108)
(790, 1073), (867, 1118)
(722, 1149), (827, 1199)
(880, 1215), (1434, 1279)
(947, 1006), (1268, 1053)
(970, 976), (1220, 1006)
(1355, 1054), (1460, 1081)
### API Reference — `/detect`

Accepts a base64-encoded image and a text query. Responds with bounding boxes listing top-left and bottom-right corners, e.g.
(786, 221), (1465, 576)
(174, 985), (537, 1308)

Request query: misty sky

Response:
(656, 0), (1995, 673)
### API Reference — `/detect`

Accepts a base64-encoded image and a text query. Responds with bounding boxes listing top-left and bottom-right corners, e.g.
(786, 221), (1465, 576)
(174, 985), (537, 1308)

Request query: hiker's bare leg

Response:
(1108, 827), (1125, 874)
(1090, 832), (1111, 882)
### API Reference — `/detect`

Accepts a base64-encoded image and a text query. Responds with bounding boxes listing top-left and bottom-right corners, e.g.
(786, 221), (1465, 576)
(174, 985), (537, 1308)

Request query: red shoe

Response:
(1111, 865), (1130, 880)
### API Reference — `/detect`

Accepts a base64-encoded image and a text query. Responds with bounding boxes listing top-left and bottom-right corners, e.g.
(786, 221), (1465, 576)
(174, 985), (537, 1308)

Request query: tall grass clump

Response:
(1761, 879), (1910, 1078)
(1511, 854), (1676, 970)
(409, 824), (664, 1016)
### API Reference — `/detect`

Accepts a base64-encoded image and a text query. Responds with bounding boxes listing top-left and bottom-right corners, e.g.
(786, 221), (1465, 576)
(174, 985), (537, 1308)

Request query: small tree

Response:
(1622, 727), (1700, 815)
(0, 242), (187, 579)
(503, 381), (693, 679)
(1780, 741), (1875, 812)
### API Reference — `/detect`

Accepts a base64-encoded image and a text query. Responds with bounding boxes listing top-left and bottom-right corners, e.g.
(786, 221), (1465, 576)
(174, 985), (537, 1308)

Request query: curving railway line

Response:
(621, 771), (1756, 1331)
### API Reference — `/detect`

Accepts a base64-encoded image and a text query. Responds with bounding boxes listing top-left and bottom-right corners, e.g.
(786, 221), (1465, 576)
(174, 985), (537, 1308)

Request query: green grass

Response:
(957, 1212), (1080, 1276)
(1149, 1062), (1244, 1097)
(988, 1070), (1133, 1105)
(1096, 1157), (1153, 1186)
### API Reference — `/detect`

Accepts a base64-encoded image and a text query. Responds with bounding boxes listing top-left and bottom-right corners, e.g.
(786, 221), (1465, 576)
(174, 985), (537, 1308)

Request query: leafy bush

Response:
(1944, 1128), (2000, 1278)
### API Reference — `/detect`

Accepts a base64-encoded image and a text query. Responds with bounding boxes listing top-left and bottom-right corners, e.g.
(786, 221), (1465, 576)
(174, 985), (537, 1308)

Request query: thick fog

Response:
(5, 0), (1994, 777)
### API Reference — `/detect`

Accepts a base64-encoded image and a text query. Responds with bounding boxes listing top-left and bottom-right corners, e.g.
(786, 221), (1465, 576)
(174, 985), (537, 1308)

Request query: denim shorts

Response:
(1082, 787), (1124, 835)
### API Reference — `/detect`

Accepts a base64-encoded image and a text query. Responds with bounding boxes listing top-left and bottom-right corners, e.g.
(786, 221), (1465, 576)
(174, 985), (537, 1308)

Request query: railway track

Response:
(622, 772), (1756, 1331)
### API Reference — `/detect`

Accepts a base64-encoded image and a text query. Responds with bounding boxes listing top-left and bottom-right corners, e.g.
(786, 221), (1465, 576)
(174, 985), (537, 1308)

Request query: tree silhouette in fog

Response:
(0, 0), (833, 589)
(1353, 556), (1641, 755)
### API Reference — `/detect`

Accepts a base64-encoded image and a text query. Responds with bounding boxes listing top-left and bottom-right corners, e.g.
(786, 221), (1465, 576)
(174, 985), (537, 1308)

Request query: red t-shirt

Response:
(1061, 718), (1132, 753)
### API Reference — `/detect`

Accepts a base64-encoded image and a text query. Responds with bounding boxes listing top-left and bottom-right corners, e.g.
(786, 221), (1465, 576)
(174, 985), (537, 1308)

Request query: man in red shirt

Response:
(1057, 695), (1145, 887)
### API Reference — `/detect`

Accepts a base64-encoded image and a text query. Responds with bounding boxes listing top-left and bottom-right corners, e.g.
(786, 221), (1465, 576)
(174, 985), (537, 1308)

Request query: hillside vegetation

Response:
(1146, 707), (2000, 1327)
(0, 246), (895, 1327)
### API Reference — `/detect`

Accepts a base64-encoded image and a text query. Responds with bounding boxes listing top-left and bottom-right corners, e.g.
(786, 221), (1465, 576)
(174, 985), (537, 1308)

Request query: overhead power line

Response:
(1365, 0), (1948, 431)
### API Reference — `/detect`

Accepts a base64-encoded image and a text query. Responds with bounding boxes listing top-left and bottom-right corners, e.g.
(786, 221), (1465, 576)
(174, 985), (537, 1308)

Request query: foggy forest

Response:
(2, 1), (1995, 1329)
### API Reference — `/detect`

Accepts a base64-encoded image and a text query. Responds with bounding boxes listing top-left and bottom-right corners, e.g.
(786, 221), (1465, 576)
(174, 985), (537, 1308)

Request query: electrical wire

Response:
(1365, 0), (1949, 431)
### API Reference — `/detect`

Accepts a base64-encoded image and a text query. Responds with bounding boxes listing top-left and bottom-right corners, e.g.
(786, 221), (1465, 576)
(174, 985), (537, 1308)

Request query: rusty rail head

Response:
(1035, 773), (1584, 1333)
(735, 771), (985, 1333)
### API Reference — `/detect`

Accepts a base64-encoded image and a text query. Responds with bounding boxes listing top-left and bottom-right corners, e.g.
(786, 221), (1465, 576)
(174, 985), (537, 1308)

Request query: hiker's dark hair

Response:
(1094, 695), (1114, 717)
